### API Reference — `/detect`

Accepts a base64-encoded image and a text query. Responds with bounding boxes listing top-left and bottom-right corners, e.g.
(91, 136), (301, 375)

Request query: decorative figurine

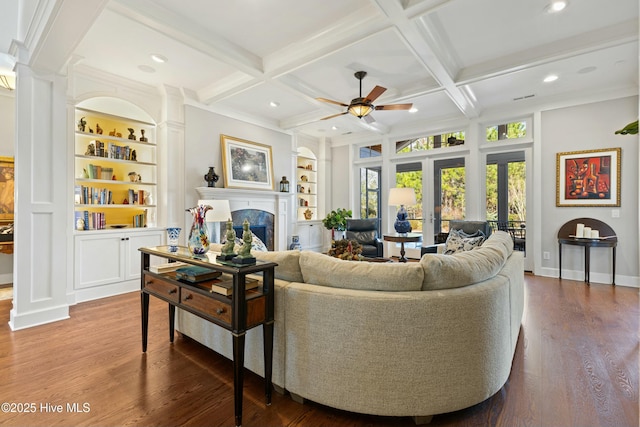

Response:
(127, 128), (136, 140)
(89, 127), (94, 133)
(217, 220), (238, 261)
(232, 219), (256, 264)
(304, 208), (313, 220)
(76, 217), (85, 231)
(109, 129), (116, 136)
(204, 167), (219, 187)
(116, 132), (122, 138)
(139, 129), (148, 142)
(77, 117), (86, 132)
(96, 123), (103, 135)
(85, 143), (95, 156)
(131, 149), (137, 161)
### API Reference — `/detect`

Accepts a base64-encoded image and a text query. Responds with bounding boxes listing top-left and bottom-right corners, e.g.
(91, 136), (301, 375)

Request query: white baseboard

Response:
(0, 273), (13, 285)
(71, 280), (139, 304)
(538, 267), (639, 288)
(9, 304), (70, 331)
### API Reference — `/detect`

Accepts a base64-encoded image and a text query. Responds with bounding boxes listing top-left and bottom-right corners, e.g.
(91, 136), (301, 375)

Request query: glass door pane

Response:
(392, 163), (423, 259)
(433, 158), (466, 242)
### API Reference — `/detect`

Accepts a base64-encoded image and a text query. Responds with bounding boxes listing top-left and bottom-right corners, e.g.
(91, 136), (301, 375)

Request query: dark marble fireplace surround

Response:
(220, 208), (274, 251)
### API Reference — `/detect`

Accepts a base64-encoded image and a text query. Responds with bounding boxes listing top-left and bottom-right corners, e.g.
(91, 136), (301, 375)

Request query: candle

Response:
(575, 223), (584, 237)
(591, 229), (599, 238)
(583, 227), (591, 238)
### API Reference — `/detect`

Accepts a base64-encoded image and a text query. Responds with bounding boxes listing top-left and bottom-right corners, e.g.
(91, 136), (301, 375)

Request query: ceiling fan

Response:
(316, 71), (413, 121)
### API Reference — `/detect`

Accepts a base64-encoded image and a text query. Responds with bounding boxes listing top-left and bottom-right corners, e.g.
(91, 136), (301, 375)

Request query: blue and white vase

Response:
(289, 235), (302, 251)
(166, 227), (181, 252)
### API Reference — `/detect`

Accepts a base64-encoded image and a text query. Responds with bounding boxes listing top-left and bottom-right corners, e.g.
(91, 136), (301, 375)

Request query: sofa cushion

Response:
(299, 251), (423, 292)
(208, 244), (303, 283)
(420, 231), (513, 291)
(253, 250), (304, 283)
(443, 229), (485, 254)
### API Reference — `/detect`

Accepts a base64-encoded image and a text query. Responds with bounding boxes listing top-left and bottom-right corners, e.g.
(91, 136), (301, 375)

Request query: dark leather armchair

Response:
(421, 220), (492, 256)
(346, 219), (383, 258)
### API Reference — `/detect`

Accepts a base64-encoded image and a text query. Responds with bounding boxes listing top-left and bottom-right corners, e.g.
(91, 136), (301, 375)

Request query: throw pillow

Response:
(443, 229), (485, 255)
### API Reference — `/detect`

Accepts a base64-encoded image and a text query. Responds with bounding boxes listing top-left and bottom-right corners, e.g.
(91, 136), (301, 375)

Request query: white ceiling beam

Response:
(28, 0), (110, 74)
(372, 0), (480, 119)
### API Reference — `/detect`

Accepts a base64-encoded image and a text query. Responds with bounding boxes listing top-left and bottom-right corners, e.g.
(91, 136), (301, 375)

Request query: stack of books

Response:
(208, 277), (260, 296)
(149, 261), (188, 274)
(175, 266), (222, 283)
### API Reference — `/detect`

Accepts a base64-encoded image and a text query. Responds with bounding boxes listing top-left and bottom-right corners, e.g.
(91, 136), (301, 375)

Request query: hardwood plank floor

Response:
(0, 275), (637, 427)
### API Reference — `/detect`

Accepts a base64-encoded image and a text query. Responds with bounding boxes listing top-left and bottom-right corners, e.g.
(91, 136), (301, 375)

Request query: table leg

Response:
(233, 332), (246, 427)
(558, 243), (562, 280)
(399, 242), (407, 263)
(168, 304), (175, 343)
(263, 321), (274, 405)
(141, 292), (149, 352)
(612, 247), (616, 286)
(585, 246), (590, 284)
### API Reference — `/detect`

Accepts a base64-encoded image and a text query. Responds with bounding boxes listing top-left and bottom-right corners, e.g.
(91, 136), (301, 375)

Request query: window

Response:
(360, 167), (380, 219)
(396, 131), (465, 154)
(359, 144), (382, 158)
(395, 163), (423, 233)
(486, 121), (526, 142)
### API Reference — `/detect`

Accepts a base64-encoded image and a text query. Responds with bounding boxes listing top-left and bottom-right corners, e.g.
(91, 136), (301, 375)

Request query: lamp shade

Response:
(388, 187), (416, 206)
(198, 199), (232, 222)
(348, 102), (373, 118)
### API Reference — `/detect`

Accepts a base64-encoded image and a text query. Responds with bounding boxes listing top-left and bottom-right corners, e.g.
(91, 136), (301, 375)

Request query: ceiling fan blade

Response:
(363, 85), (386, 103)
(316, 97), (349, 107)
(375, 103), (413, 111)
(320, 111), (348, 121)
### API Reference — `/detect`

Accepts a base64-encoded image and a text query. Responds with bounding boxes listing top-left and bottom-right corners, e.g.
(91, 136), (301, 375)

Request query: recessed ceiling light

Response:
(150, 54), (167, 63)
(409, 107), (418, 113)
(543, 74), (559, 83)
(269, 101), (280, 108)
(331, 126), (338, 130)
(138, 65), (156, 73)
(546, 1), (567, 13)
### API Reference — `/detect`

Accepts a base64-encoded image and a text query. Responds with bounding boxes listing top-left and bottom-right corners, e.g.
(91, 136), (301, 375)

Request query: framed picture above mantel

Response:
(556, 147), (621, 207)
(220, 135), (275, 191)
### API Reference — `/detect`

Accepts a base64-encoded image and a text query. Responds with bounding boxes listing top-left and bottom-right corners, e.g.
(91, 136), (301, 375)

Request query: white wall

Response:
(0, 92), (14, 283)
(539, 96), (638, 284)
(183, 105), (294, 235)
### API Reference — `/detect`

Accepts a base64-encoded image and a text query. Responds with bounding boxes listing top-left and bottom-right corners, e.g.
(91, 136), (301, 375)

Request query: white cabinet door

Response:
(296, 221), (323, 252)
(124, 230), (163, 280)
(74, 233), (125, 289)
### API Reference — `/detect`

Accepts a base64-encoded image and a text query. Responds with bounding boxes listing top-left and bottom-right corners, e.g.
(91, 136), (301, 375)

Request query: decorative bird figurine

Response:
(614, 119), (638, 135)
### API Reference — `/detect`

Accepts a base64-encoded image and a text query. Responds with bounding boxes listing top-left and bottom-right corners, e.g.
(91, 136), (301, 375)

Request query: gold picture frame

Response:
(220, 135), (274, 191)
(0, 156), (14, 223)
(556, 148), (621, 207)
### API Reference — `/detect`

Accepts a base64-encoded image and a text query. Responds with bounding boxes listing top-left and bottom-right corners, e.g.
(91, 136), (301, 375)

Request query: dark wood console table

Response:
(139, 246), (277, 427)
(557, 218), (617, 285)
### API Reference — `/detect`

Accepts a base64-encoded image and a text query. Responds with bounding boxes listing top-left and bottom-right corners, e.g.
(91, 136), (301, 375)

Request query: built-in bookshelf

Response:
(296, 148), (317, 221)
(74, 107), (157, 230)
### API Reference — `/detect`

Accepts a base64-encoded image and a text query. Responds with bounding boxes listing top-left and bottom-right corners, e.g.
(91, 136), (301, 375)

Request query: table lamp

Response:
(198, 199), (232, 243)
(388, 187), (416, 234)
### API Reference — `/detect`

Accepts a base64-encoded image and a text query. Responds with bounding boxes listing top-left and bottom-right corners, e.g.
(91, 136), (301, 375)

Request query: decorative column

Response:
(10, 46), (70, 330)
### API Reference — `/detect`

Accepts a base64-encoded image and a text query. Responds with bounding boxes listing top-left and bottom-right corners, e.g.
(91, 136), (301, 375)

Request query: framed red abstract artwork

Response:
(556, 148), (621, 207)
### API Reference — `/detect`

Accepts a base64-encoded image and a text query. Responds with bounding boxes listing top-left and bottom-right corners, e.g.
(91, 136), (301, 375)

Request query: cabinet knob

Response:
(216, 308), (225, 315)
(145, 280), (153, 285)
(184, 294), (193, 301)
(168, 288), (177, 294)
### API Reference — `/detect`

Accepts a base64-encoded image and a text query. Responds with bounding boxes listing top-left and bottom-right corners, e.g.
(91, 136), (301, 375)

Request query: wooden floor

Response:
(0, 275), (637, 427)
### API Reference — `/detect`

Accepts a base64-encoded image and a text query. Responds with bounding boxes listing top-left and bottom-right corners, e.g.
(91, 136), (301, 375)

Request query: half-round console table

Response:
(557, 218), (617, 285)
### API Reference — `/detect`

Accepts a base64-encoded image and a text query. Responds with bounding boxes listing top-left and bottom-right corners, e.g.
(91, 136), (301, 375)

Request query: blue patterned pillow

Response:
(443, 229), (485, 255)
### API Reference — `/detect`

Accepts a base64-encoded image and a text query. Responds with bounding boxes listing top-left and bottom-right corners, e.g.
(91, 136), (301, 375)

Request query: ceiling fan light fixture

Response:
(348, 101), (373, 118)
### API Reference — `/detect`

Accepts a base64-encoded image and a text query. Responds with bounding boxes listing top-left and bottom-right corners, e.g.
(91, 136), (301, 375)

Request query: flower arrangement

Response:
(328, 239), (364, 261)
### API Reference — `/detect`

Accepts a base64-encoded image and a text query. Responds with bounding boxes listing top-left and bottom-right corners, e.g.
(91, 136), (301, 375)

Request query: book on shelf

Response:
(175, 266), (223, 283)
(149, 261), (189, 274)
(208, 277), (260, 296)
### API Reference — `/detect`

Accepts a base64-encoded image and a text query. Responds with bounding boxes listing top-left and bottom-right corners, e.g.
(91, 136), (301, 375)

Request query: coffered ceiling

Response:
(1, 0), (638, 139)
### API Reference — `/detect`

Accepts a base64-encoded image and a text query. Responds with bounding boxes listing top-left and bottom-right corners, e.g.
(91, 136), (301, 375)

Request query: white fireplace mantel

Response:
(195, 187), (293, 250)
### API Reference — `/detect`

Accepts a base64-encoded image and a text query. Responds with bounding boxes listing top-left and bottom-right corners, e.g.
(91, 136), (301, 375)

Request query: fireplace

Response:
(195, 187), (291, 251)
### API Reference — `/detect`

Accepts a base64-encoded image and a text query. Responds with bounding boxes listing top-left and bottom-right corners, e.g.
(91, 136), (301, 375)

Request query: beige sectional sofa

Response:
(176, 231), (524, 422)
